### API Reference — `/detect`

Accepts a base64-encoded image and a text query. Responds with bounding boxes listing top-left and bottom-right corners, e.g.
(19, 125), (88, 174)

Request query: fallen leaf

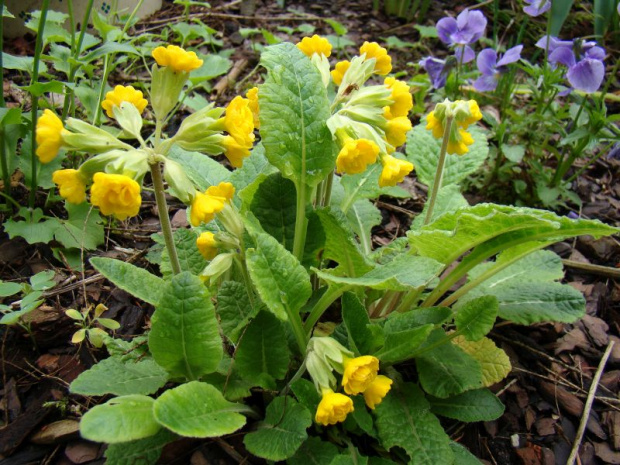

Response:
(579, 315), (609, 347)
(594, 442), (620, 464)
(535, 418), (556, 436)
(555, 328), (590, 354)
(31, 420), (80, 444)
(64, 441), (100, 463)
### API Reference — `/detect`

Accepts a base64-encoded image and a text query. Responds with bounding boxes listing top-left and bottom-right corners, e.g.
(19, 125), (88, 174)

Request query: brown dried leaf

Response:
(535, 418), (557, 436)
(64, 441), (100, 463)
(31, 420), (80, 445)
(594, 442), (620, 464)
(555, 328), (590, 354)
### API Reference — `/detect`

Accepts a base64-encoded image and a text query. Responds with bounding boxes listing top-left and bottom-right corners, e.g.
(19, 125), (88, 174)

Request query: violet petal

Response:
(567, 58), (605, 93)
(523, 0), (551, 17)
(455, 45), (476, 64)
(436, 17), (458, 45)
(420, 57), (448, 89)
(496, 45), (523, 67)
(549, 47), (576, 67)
(473, 74), (498, 92)
(585, 46), (605, 61)
(477, 48), (498, 75)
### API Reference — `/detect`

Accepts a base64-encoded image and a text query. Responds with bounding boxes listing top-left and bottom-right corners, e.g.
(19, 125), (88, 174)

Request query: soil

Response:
(1, 1), (619, 464)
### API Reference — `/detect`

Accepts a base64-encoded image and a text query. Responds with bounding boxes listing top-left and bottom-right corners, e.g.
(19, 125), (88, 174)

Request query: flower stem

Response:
(424, 115), (453, 225)
(150, 162), (181, 275)
(303, 285), (351, 335)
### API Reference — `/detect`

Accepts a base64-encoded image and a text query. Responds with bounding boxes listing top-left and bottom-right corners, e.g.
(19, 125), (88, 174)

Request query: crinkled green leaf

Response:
(376, 324), (434, 365)
(385, 307), (453, 330)
(168, 145), (231, 191)
(287, 436), (340, 465)
(429, 388), (505, 422)
(217, 281), (258, 344)
(449, 442), (484, 465)
(160, 229), (207, 278)
(230, 143), (277, 192)
(452, 336), (512, 387)
(342, 292), (375, 355)
(346, 199), (382, 255)
(455, 295), (498, 341)
(104, 429), (176, 465)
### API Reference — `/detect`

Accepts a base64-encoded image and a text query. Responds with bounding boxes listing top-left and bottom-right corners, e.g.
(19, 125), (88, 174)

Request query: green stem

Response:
(303, 285), (351, 334)
(0, 0), (5, 107)
(394, 287), (424, 313)
(552, 98), (588, 187)
(93, 54), (111, 125)
(288, 309), (309, 357)
(0, 129), (10, 199)
(28, 0), (51, 209)
(292, 184), (308, 261)
(150, 162), (181, 275)
(233, 254), (255, 307)
(565, 142), (614, 184)
(321, 170), (334, 207)
(424, 115), (453, 225)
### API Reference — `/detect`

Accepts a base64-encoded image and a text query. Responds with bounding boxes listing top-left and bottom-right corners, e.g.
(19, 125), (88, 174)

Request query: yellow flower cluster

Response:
(101, 85), (148, 119)
(360, 42), (392, 75)
(330, 60), (351, 86)
(190, 182), (235, 227)
(335, 138), (380, 175)
(222, 96), (255, 168)
(36, 110), (66, 163)
(379, 155), (414, 187)
(426, 100), (482, 156)
(152, 45), (203, 72)
(315, 355), (392, 426)
(246, 87), (260, 129)
(196, 232), (218, 260)
(90, 172), (142, 220)
(296, 35), (332, 58)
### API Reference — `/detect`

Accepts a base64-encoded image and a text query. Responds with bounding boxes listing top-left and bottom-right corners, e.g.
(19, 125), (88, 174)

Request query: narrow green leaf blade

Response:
(342, 292), (374, 355)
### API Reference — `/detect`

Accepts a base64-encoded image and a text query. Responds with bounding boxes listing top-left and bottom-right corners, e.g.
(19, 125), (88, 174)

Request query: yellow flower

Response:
(90, 173), (141, 220)
(52, 169), (87, 204)
(385, 116), (412, 147)
(152, 45), (203, 72)
(101, 85), (148, 118)
(425, 111), (444, 139)
(222, 135), (253, 169)
(342, 355), (379, 395)
(296, 35), (332, 58)
(246, 87), (260, 129)
(384, 77), (413, 119)
(336, 139), (380, 175)
(360, 42), (392, 75)
(363, 375), (393, 409)
(379, 155), (414, 187)
(36, 109), (65, 163)
(189, 182), (235, 227)
(196, 232), (218, 260)
(222, 96), (255, 168)
(331, 60), (351, 86)
(447, 129), (475, 156)
(457, 100), (483, 129)
(315, 389), (354, 426)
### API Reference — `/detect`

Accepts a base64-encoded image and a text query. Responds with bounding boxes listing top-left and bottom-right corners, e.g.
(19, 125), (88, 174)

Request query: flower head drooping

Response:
(246, 87), (260, 129)
(36, 109), (66, 163)
(336, 137), (380, 175)
(360, 42), (392, 75)
(436, 9), (487, 64)
(196, 232), (218, 260)
(331, 60), (351, 86)
(383, 77), (413, 119)
(222, 96), (255, 168)
(152, 45), (203, 72)
(90, 173), (142, 220)
(419, 57), (449, 89)
(473, 45), (523, 92)
(425, 99), (482, 156)
(101, 85), (148, 118)
(379, 154), (414, 187)
(52, 169), (87, 204)
(297, 35), (332, 58)
(523, 0), (551, 17)
(363, 375), (393, 409)
(315, 389), (354, 426)
(385, 116), (412, 147)
(190, 182), (235, 227)
(342, 356), (380, 395)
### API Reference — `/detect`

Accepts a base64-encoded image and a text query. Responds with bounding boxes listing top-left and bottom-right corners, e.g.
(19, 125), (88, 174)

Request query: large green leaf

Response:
(375, 383), (454, 465)
(244, 397), (312, 461)
(168, 145), (231, 191)
(153, 381), (246, 437)
(346, 199), (382, 255)
(342, 292), (375, 355)
(235, 310), (291, 387)
(429, 388), (505, 422)
(287, 436), (340, 465)
(160, 229), (207, 278)
(217, 281), (258, 343)
(259, 43), (334, 189)
(455, 295), (498, 341)
(54, 202), (105, 250)
(410, 184), (469, 230)
(80, 395), (160, 444)
(149, 272), (223, 380)
(90, 257), (164, 306)
(375, 324), (434, 365)
(246, 232), (312, 321)
(104, 429), (176, 465)
(550, 0), (574, 35)
(449, 442), (484, 465)
(406, 123), (488, 188)
(70, 357), (168, 396)
(339, 165), (409, 210)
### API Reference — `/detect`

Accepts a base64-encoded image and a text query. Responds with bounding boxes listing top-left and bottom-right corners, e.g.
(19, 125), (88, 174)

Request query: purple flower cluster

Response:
(473, 45), (523, 91)
(436, 9), (487, 64)
(523, 0), (551, 17)
(536, 36), (606, 93)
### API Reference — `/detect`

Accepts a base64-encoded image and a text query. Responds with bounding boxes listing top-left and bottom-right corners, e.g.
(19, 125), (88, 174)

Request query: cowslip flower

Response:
(379, 154), (414, 187)
(90, 172), (141, 220)
(360, 42), (392, 75)
(447, 129), (475, 155)
(152, 45), (203, 72)
(297, 35), (332, 58)
(523, 0), (551, 17)
(363, 375), (393, 409)
(473, 45), (523, 92)
(223, 96), (255, 168)
(190, 182), (235, 227)
(336, 138), (380, 175)
(36, 109), (65, 163)
(331, 60), (351, 86)
(342, 356), (379, 395)
(383, 77), (413, 119)
(52, 169), (87, 204)
(315, 389), (354, 426)
(436, 9), (487, 64)
(385, 116), (412, 147)
(246, 87), (260, 129)
(101, 85), (148, 118)
(196, 232), (218, 260)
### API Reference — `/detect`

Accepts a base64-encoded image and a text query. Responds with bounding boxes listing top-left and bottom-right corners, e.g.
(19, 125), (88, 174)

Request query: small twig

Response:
(213, 59), (249, 98)
(561, 259), (620, 279)
(567, 340), (615, 465)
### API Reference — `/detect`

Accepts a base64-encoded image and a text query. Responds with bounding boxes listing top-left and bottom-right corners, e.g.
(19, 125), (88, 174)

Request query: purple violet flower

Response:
(420, 57), (454, 89)
(535, 36), (606, 93)
(523, 0), (551, 17)
(436, 9), (487, 64)
(473, 45), (523, 91)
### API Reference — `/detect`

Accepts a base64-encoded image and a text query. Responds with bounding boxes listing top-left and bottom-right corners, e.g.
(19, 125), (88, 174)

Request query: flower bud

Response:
(112, 102), (144, 140)
(164, 158), (195, 204)
(150, 64), (189, 121)
(200, 252), (234, 282)
(63, 118), (133, 154)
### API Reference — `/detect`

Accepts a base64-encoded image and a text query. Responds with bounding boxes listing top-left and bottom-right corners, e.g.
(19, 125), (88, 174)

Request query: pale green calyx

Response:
(200, 252), (234, 282)
(311, 53), (332, 88)
(163, 158), (195, 204)
(150, 64), (189, 121)
(63, 118), (133, 153)
(113, 102), (144, 141)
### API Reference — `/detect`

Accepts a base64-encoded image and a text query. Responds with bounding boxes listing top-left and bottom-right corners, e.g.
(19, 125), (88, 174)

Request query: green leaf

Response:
(429, 389), (505, 422)
(230, 143), (277, 192)
(217, 281), (258, 343)
(594, 0), (617, 37)
(287, 436), (340, 465)
(149, 272), (223, 380)
(29, 270), (55, 291)
(90, 257), (164, 306)
(80, 395), (160, 444)
(235, 310), (291, 386)
(54, 202), (105, 250)
(325, 18), (348, 35)
(168, 144), (231, 191)
(291, 378), (321, 414)
(349, 395), (374, 436)
(342, 292), (374, 355)
(81, 42), (140, 63)
(3, 8), (15, 18)
(26, 10), (71, 44)
(406, 123), (488, 188)
(452, 336), (512, 388)
(414, 25), (439, 38)
(339, 165), (409, 208)
(246, 232), (312, 321)
(346, 199), (382, 256)
(316, 254), (442, 291)
(385, 307), (453, 329)
(259, 43), (335, 189)
(449, 442), (484, 465)
(249, 173), (297, 251)
(455, 296), (497, 341)
(153, 381), (246, 437)
(21, 80), (66, 97)
(376, 324), (434, 365)
(1, 53), (35, 73)
(105, 429), (176, 465)
(160, 229), (207, 278)
(410, 184), (469, 230)
(375, 383), (454, 465)
(416, 330), (483, 398)
(4, 208), (61, 244)
(70, 358), (169, 396)
(502, 144), (525, 163)
(202, 358), (254, 402)
(244, 397), (312, 461)
(0, 282), (22, 297)
(550, 0), (574, 35)
(189, 55), (232, 84)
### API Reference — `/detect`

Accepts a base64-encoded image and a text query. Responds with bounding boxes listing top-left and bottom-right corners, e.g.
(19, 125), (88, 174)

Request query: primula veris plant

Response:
(51, 38), (619, 465)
